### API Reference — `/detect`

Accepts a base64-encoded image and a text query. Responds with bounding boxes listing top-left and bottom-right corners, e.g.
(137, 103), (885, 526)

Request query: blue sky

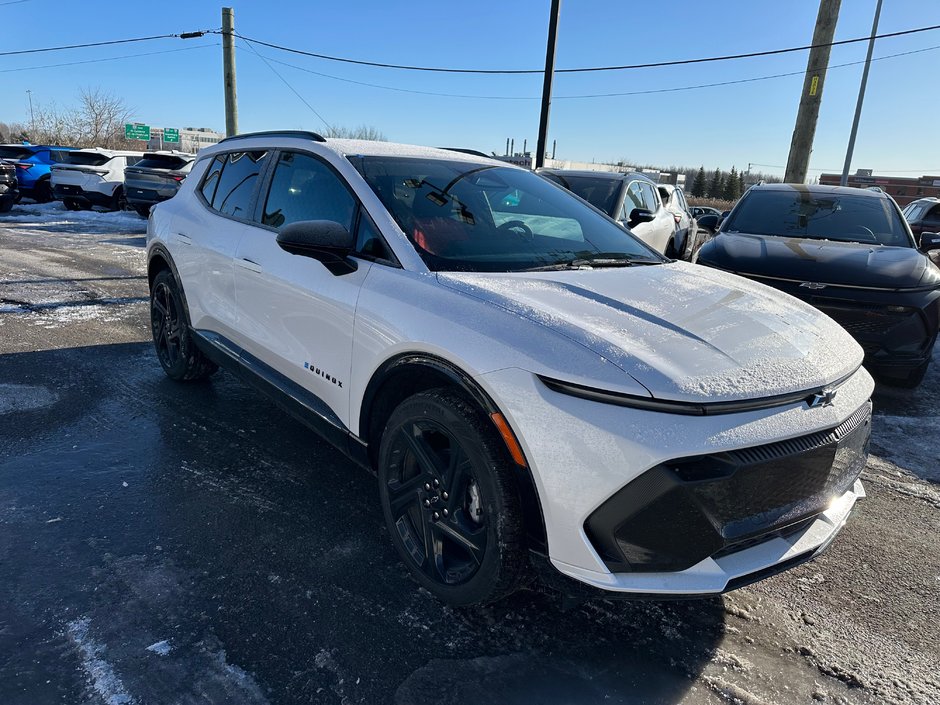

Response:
(1, 0), (938, 178)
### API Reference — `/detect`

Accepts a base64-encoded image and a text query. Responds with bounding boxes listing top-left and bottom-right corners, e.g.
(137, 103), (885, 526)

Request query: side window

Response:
(199, 156), (224, 205)
(639, 182), (659, 211)
(212, 151), (268, 218)
(677, 189), (688, 210)
(355, 212), (394, 262)
(927, 205), (940, 224)
(626, 181), (645, 211)
(261, 152), (356, 230)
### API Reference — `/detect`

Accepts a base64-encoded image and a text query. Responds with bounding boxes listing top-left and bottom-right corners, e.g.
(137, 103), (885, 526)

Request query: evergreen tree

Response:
(737, 171), (746, 197)
(691, 166), (706, 197)
(707, 168), (722, 199)
(724, 166), (740, 200)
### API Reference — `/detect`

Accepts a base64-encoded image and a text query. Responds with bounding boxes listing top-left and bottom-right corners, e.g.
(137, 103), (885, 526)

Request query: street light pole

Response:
(840, 0), (882, 186)
(26, 89), (34, 134)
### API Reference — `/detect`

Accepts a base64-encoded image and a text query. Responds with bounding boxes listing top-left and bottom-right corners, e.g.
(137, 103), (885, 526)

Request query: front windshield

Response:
(354, 157), (661, 272)
(727, 189), (912, 247)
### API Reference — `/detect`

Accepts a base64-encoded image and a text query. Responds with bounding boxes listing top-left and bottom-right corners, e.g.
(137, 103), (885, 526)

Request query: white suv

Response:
(51, 148), (144, 211)
(147, 131), (873, 606)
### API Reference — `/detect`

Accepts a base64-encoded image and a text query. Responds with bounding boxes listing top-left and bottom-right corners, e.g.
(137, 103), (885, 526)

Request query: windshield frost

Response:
(355, 156), (661, 272)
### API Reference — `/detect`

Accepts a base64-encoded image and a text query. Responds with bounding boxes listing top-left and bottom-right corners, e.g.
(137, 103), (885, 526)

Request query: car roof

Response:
(747, 183), (891, 199)
(70, 147), (145, 157)
(538, 168), (655, 184)
(0, 144), (74, 151)
(203, 132), (511, 168)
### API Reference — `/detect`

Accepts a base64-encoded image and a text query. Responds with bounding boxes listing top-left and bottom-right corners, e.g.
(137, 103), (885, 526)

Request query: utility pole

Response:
(222, 7), (239, 137)
(784, 0), (841, 183)
(840, 0), (882, 186)
(535, 0), (561, 169)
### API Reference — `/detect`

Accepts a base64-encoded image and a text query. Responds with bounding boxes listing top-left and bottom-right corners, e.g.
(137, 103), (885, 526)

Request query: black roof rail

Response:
(217, 130), (326, 145)
(438, 147), (492, 158)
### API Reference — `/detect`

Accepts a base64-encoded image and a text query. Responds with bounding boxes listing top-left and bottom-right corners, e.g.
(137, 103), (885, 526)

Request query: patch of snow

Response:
(145, 640), (172, 656)
(65, 617), (136, 705)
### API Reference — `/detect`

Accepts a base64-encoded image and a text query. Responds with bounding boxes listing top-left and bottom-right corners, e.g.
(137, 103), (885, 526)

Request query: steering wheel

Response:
(850, 225), (878, 243)
(497, 219), (534, 242)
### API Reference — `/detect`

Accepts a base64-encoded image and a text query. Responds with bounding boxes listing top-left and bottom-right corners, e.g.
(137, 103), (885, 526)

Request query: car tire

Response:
(34, 179), (54, 203)
(0, 196), (13, 213)
(377, 388), (527, 606)
(150, 269), (217, 381)
(134, 205), (151, 218)
(63, 198), (84, 211)
(111, 187), (128, 212)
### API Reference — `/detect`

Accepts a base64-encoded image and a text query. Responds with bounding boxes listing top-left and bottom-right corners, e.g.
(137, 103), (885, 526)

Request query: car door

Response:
(232, 149), (373, 426)
(621, 180), (672, 253)
(172, 150), (268, 340)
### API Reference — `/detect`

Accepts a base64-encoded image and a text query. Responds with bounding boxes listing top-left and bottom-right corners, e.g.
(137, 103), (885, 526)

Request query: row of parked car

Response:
(0, 143), (195, 216)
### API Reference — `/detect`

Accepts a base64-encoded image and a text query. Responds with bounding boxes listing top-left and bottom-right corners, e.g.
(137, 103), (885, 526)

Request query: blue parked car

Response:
(0, 143), (75, 203)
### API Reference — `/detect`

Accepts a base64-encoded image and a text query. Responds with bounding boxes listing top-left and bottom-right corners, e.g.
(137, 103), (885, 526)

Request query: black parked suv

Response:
(124, 152), (195, 217)
(697, 184), (940, 387)
(0, 159), (19, 213)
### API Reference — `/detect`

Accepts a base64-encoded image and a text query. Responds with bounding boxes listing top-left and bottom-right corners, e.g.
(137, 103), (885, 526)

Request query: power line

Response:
(248, 43), (940, 102)
(0, 43), (217, 74)
(0, 31), (209, 57)
(225, 23), (940, 75)
(240, 38), (332, 132)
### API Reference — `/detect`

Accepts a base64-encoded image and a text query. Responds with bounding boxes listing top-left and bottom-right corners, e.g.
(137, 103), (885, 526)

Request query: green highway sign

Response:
(125, 123), (150, 141)
(163, 128), (180, 143)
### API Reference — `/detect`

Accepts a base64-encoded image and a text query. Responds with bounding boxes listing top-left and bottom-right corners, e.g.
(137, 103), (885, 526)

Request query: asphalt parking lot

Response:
(1, 202), (938, 705)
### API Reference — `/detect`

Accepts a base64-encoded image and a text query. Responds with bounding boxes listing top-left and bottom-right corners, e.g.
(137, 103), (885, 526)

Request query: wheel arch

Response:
(360, 353), (548, 554)
(147, 245), (193, 327)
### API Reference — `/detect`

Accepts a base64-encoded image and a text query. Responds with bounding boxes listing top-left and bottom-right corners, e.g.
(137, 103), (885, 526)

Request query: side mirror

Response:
(696, 214), (719, 232)
(628, 207), (655, 227)
(276, 220), (358, 275)
(721, 210), (731, 219)
(919, 232), (940, 252)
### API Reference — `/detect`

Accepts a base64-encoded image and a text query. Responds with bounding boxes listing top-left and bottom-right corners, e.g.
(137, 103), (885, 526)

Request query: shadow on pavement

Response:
(0, 342), (726, 705)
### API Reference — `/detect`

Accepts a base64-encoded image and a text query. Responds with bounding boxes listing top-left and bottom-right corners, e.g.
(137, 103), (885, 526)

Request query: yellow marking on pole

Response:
(810, 75), (819, 96)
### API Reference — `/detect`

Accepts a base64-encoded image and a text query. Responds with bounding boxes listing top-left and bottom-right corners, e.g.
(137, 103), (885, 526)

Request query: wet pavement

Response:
(1, 203), (938, 704)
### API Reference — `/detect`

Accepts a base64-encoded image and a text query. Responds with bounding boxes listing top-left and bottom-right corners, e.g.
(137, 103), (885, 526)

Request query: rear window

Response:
(134, 155), (190, 170)
(727, 190), (912, 247)
(66, 152), (111, 166)
(0, 146), (33, 160)
(47, 150), (70, 163)
(540, 173), (622, 216)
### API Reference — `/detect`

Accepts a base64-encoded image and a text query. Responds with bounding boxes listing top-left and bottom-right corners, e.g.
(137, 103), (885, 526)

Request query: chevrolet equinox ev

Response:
(146, 131), (873, 606)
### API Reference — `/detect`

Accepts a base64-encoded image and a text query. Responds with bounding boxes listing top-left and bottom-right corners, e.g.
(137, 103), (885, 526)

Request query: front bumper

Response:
(0, 180), (18, 203)
(475, 365), (874, 595)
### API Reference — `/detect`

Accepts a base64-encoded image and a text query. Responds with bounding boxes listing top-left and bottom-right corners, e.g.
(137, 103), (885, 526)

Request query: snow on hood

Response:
(438, 261), (863, 403)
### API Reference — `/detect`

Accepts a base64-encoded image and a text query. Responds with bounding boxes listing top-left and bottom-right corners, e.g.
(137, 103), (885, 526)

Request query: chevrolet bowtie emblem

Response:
(808, 389), (837, 408)
(800, 282), (827, 290)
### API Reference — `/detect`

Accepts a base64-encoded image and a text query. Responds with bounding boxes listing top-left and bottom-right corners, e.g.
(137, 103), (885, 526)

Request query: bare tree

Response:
(323, 124), (387, 141)
(73, 87), (133, 148)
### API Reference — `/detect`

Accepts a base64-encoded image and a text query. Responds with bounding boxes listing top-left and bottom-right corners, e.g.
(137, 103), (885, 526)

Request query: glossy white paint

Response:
(147, 134), (875, 593)
(50, 149), (144, 199)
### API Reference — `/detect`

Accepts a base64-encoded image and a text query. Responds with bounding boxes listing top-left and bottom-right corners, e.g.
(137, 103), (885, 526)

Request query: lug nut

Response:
(424, 483), (431, 491)
(432, 479), (440, 488)
(442, 509), (449, 517)
(442, 492), (449, 500)
(432, 511), (440, 520)
(423, 499), (431, 507)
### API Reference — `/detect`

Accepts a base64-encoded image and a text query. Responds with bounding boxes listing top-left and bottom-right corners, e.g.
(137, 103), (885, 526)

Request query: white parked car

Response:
(147, 131), (873, 606)
(51, 148), (144, 211)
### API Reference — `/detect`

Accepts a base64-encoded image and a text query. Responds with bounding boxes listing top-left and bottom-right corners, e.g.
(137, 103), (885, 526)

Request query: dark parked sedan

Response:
(0, 159), (19, 212)
(697, 184), (940, 387)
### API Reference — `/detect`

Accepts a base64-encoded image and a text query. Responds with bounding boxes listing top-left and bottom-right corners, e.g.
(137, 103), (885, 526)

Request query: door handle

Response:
(237, 258), (263, 273)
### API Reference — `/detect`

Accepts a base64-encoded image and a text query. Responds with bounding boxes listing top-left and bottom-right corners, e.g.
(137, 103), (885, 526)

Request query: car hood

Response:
(702, 231), (934, 289)
(437, 262), (862, 403)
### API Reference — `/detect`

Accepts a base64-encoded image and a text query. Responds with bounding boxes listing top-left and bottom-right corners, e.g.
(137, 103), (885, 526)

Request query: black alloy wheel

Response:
(149, 270), (216, 381)
(378, 389), (526, 606)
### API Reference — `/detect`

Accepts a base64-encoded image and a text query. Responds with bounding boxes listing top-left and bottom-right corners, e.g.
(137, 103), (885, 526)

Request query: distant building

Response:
(819, 170), (940, 206)
(144, 127), (223, 153)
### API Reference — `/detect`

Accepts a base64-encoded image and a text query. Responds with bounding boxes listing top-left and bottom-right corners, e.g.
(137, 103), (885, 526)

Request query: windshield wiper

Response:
(521, 255), (658, 271)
